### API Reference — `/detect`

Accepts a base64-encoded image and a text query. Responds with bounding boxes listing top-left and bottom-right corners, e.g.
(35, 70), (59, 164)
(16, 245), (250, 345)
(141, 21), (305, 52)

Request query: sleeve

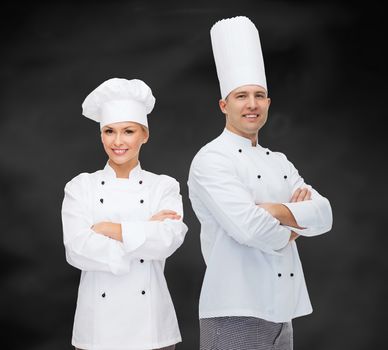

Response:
(61, 174), (131, 275)
(280, 154), (333, 237)
(121, 177), (188, 260)
(188, 150), (291, 254)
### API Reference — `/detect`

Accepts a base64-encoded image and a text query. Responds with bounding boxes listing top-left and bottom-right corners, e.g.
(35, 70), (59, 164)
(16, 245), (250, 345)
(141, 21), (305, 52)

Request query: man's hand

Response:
(258, 187), (311, 239)
(290, 187), (311, 202)
(258, 203), (303, 229)
(289, 231), (299, 242)
(287, 188), (311, 241)
(258, 203), (279, 218)
(91, 222), (122, 242)
(149, 210), (181, 221)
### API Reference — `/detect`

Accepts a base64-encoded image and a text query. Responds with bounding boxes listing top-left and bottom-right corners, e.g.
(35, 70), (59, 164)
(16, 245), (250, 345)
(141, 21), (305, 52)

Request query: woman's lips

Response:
(112, 149), (128, 155)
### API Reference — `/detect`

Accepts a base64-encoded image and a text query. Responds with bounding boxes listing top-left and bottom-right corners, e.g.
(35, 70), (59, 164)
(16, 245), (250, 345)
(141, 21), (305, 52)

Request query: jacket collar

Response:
(221, 128), (257, 148)
(102, 161), (143, 180)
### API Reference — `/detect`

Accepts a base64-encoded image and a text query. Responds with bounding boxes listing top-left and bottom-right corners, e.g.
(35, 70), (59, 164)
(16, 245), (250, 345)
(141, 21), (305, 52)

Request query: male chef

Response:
(188, 16), (333, 350)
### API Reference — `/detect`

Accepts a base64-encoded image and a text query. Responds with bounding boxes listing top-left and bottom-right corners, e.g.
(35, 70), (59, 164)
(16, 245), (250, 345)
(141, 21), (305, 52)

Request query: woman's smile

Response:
(112, 148), (128, 155)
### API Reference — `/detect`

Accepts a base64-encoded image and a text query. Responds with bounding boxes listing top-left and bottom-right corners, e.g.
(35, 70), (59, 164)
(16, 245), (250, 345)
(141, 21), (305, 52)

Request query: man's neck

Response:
(225, 125), (258, 146)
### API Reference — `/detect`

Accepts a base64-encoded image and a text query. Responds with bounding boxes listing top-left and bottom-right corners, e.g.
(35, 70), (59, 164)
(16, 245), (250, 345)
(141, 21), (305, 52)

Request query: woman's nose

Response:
(114, 134), (122, 146)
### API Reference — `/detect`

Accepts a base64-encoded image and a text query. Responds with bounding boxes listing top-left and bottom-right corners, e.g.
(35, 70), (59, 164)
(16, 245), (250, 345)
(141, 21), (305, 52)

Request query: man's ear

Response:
(219, 99), (227, 114)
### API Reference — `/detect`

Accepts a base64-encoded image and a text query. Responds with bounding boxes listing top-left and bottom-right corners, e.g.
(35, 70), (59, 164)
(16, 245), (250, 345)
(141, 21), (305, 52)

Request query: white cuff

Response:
(121, 221), (147, 252)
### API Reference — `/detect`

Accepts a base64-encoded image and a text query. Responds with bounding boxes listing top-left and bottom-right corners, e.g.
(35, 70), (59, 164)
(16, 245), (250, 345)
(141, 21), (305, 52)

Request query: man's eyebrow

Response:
(233, 90), (266, 95)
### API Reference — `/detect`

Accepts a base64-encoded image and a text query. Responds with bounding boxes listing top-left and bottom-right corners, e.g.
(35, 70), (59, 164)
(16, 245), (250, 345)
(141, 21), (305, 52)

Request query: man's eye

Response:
(237, 95), (245, 99)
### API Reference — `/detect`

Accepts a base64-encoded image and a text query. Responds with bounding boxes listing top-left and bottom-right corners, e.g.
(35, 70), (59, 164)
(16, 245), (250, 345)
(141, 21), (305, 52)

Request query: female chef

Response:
(61, 78), (188, 350)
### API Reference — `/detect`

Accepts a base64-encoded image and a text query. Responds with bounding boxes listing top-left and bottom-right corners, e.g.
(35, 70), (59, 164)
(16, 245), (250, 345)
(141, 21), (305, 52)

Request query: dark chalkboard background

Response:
(0, 1), (385, 349)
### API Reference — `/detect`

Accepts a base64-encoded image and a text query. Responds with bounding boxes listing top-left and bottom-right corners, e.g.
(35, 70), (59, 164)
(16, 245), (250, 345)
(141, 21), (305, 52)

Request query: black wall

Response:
(0, 1), (385, 349)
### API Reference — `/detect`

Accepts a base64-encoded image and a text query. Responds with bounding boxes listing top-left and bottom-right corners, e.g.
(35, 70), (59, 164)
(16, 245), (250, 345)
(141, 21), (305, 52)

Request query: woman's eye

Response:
(125, 129), (134, 134)
(104, 129), (113, 134)
(237, 95), (245, 99)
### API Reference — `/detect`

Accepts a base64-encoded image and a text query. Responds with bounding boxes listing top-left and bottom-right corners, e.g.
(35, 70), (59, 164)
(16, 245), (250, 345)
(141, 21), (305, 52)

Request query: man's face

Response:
(219, 85), (271, 139)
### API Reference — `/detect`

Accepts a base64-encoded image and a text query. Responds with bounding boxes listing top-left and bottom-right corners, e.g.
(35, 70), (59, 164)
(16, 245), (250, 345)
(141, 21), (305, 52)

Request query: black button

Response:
(101, 181), (105, 185)
(266, 151), (270, 155)
(140, 199), (144, 204)
(139, 180), (143, 184)
(290, 273), (294, 277)
(278, 273), (282, 277)
(140, 259), (144, 263)
(141, 290), (146, 295)
(102, 292), (106, 298)
(238, 149), (242, 153)
(284, 175), (287, 179)
(257, 175), (261, 179)
(100, 198), (104, 203)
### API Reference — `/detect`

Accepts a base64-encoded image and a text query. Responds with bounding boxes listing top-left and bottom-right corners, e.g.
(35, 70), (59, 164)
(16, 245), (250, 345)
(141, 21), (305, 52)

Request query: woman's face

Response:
(101, 121), (148, 167)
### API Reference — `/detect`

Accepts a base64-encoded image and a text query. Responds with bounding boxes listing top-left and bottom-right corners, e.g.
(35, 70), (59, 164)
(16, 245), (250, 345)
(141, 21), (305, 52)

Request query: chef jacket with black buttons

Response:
(188, 128), (333, 323)
(62, 162), (188, 350)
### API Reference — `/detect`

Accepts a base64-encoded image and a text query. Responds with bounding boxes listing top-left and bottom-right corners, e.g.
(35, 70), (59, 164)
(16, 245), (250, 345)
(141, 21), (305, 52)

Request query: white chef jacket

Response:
(188, 128), (332, 323)
(61, 162), (188, 350)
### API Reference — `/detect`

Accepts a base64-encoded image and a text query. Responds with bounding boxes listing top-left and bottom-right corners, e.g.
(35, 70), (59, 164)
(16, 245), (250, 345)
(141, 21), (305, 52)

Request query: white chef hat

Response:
(82, 78), (155, 128)
(210, 16), (267, 99)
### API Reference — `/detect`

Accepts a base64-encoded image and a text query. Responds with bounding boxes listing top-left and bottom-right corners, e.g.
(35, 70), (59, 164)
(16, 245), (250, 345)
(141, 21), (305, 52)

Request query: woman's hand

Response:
(91, 222), (123, 242)
(149, 210), (181, 221)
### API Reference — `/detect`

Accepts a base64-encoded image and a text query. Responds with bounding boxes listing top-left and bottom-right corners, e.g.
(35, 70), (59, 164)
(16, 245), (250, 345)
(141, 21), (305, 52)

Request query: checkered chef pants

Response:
(75, 346), (175, 350)
(200, 316), (293, 350)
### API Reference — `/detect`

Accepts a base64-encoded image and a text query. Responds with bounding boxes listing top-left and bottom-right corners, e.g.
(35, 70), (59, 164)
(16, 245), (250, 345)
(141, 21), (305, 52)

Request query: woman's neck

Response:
(108, 159), (139, 178)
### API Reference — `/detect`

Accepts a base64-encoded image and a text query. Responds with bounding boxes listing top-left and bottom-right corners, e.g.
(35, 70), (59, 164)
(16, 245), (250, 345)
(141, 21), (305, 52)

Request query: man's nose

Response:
(247, 95), (256, 109)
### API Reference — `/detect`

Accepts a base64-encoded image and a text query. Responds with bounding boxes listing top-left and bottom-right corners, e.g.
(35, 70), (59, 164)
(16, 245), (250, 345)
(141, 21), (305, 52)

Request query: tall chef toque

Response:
(210, 16), (267, 99)
(82, 78), (155, 128)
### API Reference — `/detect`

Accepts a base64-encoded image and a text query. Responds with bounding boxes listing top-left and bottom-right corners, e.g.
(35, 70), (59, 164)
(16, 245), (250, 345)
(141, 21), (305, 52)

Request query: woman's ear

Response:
(142, 126), (149, 144)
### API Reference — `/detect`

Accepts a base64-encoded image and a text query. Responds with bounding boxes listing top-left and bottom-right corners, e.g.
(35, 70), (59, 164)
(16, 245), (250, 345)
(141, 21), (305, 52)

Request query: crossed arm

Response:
(188, 150), (331, 252)
(259, 187), (312, 242)
(94, 193), (307, 243)
(91, 210), (181, 242)
(62, 175), (188, 273)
